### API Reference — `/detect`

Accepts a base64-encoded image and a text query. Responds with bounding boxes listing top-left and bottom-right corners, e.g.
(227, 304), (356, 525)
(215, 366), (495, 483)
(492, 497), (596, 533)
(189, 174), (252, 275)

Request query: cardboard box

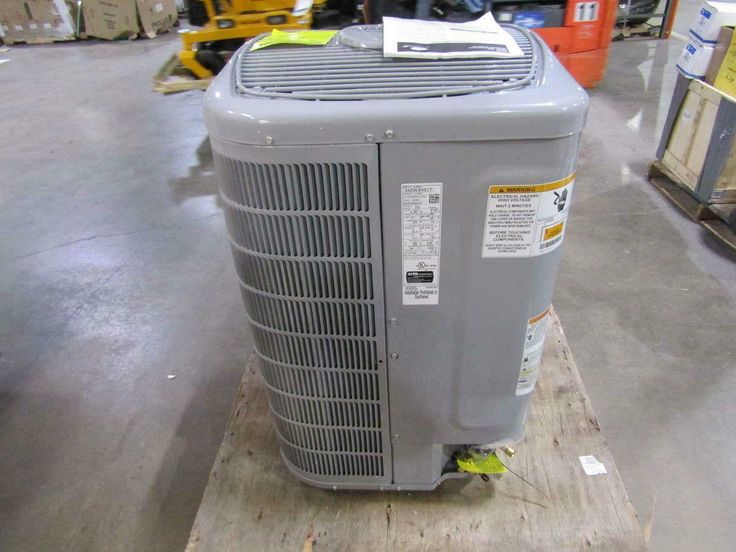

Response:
(82, 0), (138, 40)
(137, 0), (177, 38)
(677, 37), (715, 78)
(713, 26), (736, 97)
(705, 25), (734, 84)
(0, 0), (76, 44)
(82, 0), (177, 40)
(689, 1), (736, 44)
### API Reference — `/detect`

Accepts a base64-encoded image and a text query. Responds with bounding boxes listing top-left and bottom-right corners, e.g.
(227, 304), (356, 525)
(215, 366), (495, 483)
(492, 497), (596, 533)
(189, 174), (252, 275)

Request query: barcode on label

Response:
(540, 235), (562, 250)
(428, 194), (440, 204)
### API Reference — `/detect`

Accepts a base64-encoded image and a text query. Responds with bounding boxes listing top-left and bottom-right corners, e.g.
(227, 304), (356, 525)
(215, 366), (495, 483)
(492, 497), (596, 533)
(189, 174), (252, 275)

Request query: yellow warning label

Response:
(543, 221), (565, 241)
(481, 173), (575, 258)
(488, 173), (575, 195)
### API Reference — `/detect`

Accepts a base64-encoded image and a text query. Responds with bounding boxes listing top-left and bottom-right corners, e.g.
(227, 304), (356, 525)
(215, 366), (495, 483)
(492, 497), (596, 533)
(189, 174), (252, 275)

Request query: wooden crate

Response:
(658, 75), (736, 204)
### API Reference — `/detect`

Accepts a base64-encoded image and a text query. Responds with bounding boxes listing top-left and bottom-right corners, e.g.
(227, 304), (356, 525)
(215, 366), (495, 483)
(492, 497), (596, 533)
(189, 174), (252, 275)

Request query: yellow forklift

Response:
(179, 0), (329, 78)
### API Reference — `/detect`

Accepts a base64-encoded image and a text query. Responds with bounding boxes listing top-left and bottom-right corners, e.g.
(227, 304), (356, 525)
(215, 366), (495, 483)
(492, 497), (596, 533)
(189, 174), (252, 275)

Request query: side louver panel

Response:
(213, 143), (391, 486)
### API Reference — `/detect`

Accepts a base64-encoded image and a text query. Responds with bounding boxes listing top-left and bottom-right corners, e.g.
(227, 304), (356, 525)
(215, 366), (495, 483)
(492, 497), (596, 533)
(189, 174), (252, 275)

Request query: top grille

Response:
(235, 26), (537, 101)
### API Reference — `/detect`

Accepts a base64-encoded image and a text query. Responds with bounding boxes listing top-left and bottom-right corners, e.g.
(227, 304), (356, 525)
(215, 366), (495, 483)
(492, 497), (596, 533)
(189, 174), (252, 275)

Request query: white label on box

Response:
(481, 174), (574, 258)
(14, 25), (23, 31)
(515, 308), (551, 395)
(401, 183), (443, 305)
(692, 8), (715, 41)
(690, 1), (736, 43)
(573, 1), (599, 22)
(677, 40), (714, 77)
(29, 23), (38, 30)
(155, 2), (164, 12)
(43, 23), (52, 29)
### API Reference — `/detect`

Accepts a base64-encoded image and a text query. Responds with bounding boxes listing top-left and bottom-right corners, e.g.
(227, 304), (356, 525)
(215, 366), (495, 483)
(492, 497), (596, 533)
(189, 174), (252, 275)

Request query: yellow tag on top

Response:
(456, 451), (508, 474)
(251, 29), (338, 51)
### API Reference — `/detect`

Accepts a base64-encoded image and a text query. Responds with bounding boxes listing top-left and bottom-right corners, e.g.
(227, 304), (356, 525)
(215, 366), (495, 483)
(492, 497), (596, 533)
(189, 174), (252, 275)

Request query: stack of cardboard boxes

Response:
(0, 0), (177, 44)
(83, 0), (178, 40)
(676, 0), (736, 95)
(0, 0), (78, 43)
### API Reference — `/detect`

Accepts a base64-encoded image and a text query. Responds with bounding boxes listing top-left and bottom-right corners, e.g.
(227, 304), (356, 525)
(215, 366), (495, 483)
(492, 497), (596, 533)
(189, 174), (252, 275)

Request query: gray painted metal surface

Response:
(204, 24), (588, 489)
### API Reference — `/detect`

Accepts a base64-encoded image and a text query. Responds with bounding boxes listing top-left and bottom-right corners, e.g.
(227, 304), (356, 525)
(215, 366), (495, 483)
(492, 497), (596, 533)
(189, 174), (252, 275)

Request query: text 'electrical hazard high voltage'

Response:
(481, 174), (575, 258)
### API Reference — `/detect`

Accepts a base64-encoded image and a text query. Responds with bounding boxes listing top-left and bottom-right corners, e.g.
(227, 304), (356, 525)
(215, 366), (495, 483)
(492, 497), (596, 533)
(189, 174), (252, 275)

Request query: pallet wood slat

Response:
(153, 53), (212, 94)
(186, 309), (646, 551)
(648, 160), (736, 251)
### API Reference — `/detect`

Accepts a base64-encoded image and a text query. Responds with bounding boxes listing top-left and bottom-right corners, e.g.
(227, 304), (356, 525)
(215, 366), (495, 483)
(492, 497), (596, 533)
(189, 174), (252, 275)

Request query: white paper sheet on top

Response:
(382, 13), (525, 60)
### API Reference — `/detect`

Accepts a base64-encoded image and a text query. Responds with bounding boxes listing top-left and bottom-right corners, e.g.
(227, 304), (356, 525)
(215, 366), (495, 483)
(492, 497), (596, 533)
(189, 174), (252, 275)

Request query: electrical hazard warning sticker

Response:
(516, 307), (551, 395)
(401, 183), (443, 305)
(481, 173), (575, 258)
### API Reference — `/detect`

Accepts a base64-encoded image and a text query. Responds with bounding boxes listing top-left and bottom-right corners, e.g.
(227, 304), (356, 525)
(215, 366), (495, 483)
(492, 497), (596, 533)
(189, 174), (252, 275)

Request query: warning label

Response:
(401, 183), (443, 305)
(516, 307), (551, 396)
(481, 174), (575, 258)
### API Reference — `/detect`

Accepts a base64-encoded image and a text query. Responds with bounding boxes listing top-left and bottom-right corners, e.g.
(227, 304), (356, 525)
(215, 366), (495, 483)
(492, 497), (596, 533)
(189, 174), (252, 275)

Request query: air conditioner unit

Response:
(204, 24), (588, 490)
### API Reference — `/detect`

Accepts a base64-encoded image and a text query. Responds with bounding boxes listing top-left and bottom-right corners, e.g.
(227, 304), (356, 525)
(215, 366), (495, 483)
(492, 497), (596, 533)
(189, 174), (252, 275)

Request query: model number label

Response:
(401, 183), (443, 305)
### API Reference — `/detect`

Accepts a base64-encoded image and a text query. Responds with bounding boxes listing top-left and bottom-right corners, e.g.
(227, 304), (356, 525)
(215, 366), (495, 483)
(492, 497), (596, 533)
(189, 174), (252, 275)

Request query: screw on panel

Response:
(384, 129), (395, 138)
(389, 318), (397, 325)
(365, 133), (374, 142)
(393, 433), (400, 440)
(265, 136), (273, 145)
(390, 353), (399, 359)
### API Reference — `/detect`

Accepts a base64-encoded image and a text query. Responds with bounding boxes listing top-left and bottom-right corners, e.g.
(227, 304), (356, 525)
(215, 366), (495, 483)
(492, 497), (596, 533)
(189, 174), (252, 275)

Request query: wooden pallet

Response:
(648, 160), (736, 252)
(1, 35), (76, 45)
(153, 53), (212, 94)
(186, 309), (647, 552)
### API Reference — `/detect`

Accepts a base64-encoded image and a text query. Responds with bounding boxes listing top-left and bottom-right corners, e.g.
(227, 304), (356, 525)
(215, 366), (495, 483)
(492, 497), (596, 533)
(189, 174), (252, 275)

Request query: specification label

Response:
(401, 183), (443, 305)
(481, 174), (575, 258)
(516, 307), (551, 396)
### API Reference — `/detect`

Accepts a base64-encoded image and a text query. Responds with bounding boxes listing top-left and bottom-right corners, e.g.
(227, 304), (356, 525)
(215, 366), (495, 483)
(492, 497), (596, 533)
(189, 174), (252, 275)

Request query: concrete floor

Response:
(1, 8), (735, 552)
